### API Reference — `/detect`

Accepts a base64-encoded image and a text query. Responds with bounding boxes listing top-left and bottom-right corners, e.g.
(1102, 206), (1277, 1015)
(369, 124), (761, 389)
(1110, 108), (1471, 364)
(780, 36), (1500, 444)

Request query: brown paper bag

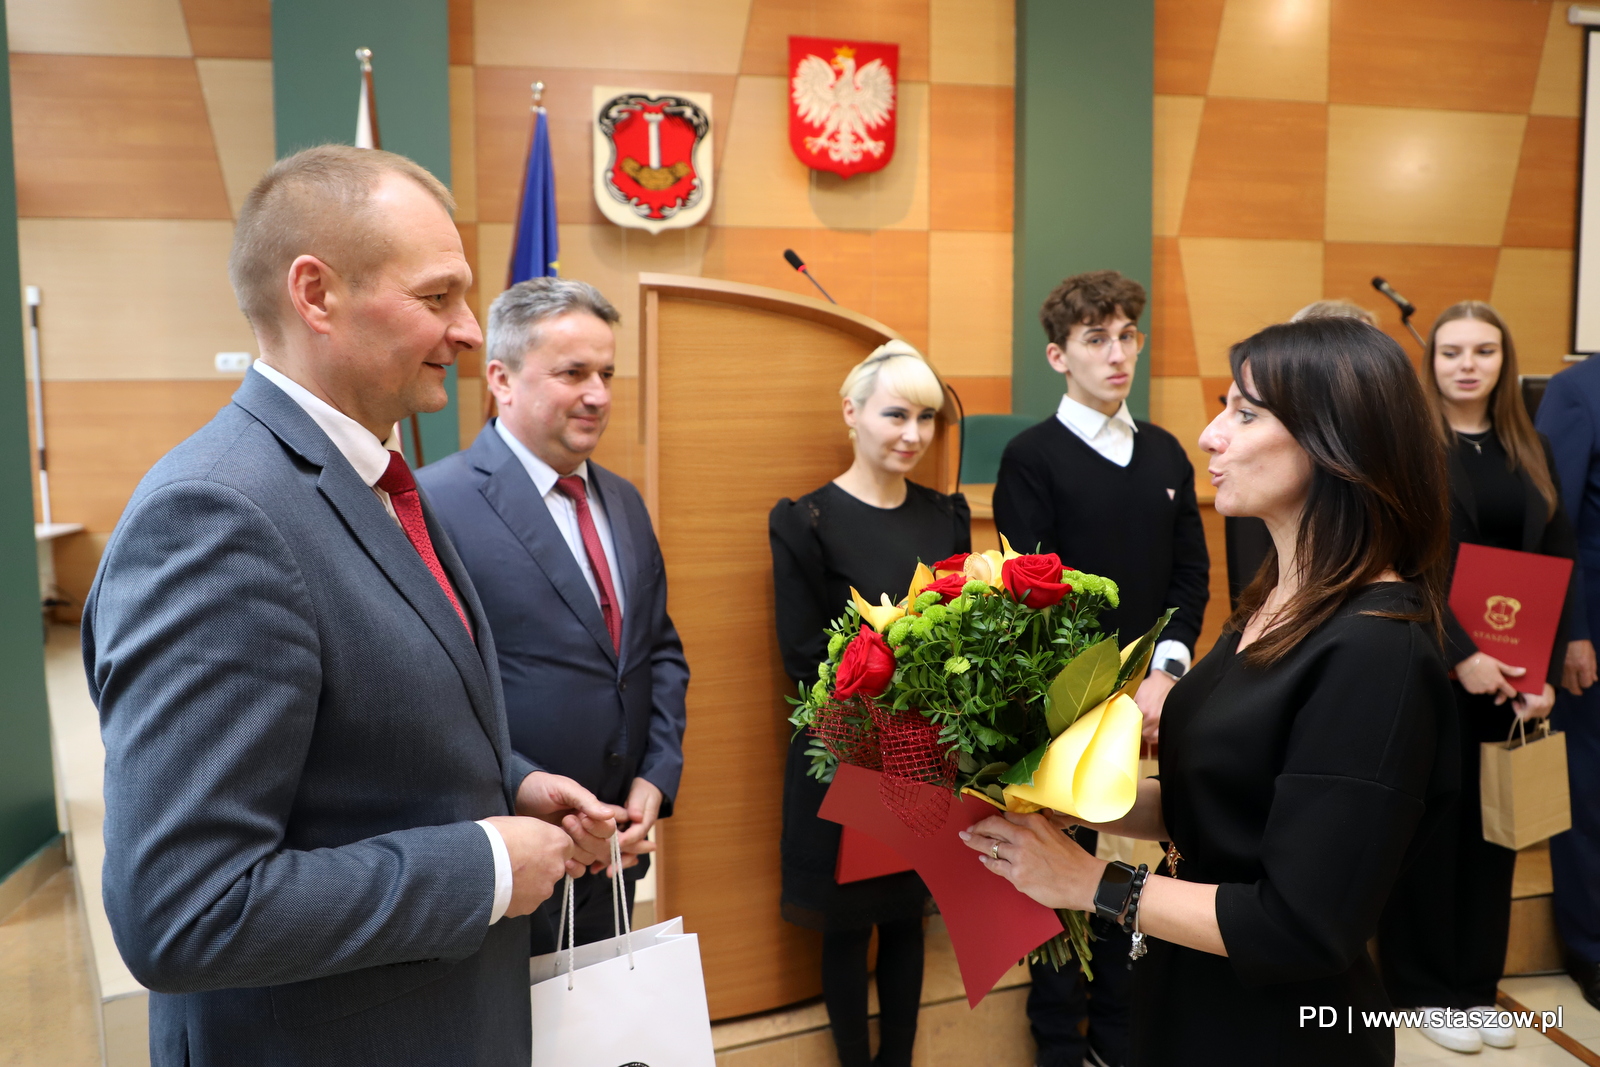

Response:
(1480, 718), (1570, 850)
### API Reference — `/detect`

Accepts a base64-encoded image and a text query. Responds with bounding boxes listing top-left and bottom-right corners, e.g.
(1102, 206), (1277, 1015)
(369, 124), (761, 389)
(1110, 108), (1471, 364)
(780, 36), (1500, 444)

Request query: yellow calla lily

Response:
(1001, 692), (1142, 823)
(998, 533), (1023, 560)
(851, 587), (908, 633)
(962, 550), (1007, 587)
(906, 562), (936, 605)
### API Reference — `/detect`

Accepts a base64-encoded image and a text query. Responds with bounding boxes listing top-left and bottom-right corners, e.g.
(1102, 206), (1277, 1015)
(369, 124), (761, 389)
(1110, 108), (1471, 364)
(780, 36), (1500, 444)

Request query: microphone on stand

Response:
(1370, 276), (1427, 351)
(783, 249), (837, 304)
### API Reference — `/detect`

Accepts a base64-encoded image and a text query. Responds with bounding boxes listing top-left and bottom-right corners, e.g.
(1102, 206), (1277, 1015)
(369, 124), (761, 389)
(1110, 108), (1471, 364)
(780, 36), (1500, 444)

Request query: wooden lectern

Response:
(639, 274), (952, 1020)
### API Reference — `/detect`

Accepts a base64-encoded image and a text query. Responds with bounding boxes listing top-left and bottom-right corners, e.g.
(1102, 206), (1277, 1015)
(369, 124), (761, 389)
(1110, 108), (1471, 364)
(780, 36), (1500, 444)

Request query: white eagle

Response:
(792, 49), (895, 165)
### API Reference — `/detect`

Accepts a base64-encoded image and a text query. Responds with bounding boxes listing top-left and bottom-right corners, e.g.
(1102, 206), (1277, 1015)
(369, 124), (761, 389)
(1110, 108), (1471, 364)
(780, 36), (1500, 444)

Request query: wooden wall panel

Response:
(7, 0), (192, 57)
(11, 54), (231, 220)
(945, 375), (1010, 415)
(1491, 248), (1576, 374)
(179, 0), (271, 59)
(929, 83), (1014, 232)
(929, 0), (1014, 85)
(1153, 94), (1204, 238)
(741, 0), (929, 80)
(194, 58), (275, 218)
(702, 228), (929, 352)
(928, 231), (1012, 376)
(448, 0), (474, 67)
(1531, 1), (1584, 118)
(476, 0), (751, 72)
(1180, 98), (1326, 241)
(1150, 235), (1197, 376)
(449, 65), (477, 223)
(1322, 242), (1499, 363)
(1154, 0), (1225, 96)
(1328, 0), (1548, 113)
(1180, 237), (1322, 375)
(1207, 0), (1327, 103)
(1503, 116), (1580, 250)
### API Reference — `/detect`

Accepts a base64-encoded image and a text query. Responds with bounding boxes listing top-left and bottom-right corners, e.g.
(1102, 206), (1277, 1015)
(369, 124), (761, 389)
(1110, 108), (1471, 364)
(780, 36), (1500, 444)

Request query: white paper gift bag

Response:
(529, 858), (715, 1067)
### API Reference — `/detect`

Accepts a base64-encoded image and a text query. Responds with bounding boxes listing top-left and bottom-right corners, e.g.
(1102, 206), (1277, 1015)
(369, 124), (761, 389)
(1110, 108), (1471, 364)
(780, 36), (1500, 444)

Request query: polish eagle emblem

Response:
(788, 37), (899, 178)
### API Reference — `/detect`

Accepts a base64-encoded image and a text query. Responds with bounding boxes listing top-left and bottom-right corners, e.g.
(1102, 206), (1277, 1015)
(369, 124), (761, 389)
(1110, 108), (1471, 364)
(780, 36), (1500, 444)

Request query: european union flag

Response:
(509, 107), (558, 284)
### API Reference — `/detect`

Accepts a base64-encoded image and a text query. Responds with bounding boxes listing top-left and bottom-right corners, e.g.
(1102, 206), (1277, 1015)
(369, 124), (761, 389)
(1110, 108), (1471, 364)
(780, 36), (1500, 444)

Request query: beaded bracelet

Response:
(1122, 863), (1150, 962)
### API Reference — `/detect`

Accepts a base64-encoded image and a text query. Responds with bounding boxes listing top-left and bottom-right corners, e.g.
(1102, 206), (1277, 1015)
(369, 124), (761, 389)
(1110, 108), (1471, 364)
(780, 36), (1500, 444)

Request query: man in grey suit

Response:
(418, 278), (688, 954)
(83, 145), (617, 1066)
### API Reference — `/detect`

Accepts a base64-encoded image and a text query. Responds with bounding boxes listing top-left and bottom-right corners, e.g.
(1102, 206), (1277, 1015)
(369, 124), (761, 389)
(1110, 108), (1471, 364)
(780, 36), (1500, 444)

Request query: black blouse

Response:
(768, 481), (970, 931)
(1133, 583), (1456, 1066)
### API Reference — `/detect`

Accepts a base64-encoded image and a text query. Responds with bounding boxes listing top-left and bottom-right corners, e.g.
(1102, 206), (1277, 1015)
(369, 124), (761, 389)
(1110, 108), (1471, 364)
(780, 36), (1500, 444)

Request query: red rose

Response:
(1002, 553), (1071, 609)
(922, 572), (970, 603)
(931, 553), (970, 576)
(833, 626), (897, 699)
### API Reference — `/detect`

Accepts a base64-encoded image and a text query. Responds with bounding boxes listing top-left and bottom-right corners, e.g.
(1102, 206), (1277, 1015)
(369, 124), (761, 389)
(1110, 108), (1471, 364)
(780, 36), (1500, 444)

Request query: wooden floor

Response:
(0, 869), (100, 1067)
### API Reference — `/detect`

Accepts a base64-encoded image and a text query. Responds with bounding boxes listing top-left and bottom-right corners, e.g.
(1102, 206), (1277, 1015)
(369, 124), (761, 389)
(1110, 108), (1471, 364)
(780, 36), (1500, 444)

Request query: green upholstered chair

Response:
(958, 413), (1039, 485)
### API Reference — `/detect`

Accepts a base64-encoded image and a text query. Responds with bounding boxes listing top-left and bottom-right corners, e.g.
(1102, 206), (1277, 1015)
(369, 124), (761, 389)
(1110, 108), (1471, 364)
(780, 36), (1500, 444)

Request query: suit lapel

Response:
(470, 427), (619, 666)
(232, 372), (503, 757)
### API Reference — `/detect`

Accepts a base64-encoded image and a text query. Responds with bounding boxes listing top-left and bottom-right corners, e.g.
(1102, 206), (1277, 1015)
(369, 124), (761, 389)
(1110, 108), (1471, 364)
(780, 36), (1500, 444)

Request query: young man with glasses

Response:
(994, 270), (1210, 1067)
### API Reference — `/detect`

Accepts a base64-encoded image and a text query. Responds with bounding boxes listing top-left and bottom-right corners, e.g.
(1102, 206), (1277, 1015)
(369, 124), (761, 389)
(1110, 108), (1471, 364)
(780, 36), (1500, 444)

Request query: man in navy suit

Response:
(419, 278), (688, 953)
(1534, 360), (1600, 1011)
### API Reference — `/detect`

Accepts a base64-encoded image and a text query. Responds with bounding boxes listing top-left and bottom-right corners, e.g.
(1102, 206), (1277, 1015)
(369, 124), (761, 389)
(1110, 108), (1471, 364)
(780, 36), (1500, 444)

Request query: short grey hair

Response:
(486, 277), (620, 371)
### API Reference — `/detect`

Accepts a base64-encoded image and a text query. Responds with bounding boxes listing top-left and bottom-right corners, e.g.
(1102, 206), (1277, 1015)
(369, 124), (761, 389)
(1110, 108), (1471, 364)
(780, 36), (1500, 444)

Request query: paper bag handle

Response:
(555, 834), (636, 989)
(1503, 714), (1550, 750)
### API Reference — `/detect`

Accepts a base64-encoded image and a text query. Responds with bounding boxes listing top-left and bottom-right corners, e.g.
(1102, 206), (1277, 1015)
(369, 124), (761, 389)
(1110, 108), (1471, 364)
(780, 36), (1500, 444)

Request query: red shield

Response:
(597, 93), (709, 222)
(789, 36), (899, 178)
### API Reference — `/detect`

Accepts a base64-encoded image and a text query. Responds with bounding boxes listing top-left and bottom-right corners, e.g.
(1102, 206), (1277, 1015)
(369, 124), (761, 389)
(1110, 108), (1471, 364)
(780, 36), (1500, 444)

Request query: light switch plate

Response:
(215, 352), (252, 373)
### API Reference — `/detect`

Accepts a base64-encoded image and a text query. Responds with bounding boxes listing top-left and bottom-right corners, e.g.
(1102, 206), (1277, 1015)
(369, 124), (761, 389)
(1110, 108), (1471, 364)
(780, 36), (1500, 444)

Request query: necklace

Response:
(1458, 430), (1490, 455)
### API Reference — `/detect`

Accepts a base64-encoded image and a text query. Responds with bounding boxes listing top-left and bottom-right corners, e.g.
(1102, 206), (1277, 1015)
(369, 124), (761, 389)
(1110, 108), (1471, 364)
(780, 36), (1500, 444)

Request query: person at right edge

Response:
(1377, 301), (1582, 1054)
(769, 343), (969, 1067)
(1531, 326), (1600, 1014)
(993, 270), (1210, 1067)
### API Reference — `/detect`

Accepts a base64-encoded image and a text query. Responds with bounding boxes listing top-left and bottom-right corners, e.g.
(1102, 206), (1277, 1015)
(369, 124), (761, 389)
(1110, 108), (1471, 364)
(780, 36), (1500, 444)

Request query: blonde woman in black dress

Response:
(769, 342), (969, 1067)
(961, 318), (1455, 1066)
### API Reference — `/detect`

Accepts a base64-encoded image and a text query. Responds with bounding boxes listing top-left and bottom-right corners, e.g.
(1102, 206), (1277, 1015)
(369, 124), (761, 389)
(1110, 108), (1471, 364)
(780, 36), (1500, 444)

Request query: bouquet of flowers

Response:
(789, 536), (1171, 976)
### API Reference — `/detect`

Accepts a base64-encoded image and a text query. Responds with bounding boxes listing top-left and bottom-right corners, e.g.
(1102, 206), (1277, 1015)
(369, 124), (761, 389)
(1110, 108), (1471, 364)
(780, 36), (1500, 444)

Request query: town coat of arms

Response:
(591, 86), (714, 233)
(788, 36), (898, 178)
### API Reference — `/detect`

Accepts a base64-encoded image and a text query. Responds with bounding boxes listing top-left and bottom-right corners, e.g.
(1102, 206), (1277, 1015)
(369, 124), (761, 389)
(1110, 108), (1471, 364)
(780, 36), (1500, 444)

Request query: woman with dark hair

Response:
(1377, 301), (1586, 1054)
(958, 318), (1455, 1065)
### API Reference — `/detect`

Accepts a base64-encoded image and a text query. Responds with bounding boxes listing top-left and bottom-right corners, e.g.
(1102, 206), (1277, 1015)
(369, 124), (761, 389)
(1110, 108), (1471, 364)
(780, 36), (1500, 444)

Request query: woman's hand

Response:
(1563, 639), (1598, 696)
(1455, 651), (1525, 704)
(959, 812), (1103, 912)
(1513, 682), (1556, 722)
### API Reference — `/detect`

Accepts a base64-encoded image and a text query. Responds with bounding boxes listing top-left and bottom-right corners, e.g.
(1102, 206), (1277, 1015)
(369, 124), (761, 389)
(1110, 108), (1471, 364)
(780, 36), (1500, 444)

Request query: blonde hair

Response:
(229, 144), (456, 344)
(840, 340), (945, 412)
(1289, 299), (1378, 327)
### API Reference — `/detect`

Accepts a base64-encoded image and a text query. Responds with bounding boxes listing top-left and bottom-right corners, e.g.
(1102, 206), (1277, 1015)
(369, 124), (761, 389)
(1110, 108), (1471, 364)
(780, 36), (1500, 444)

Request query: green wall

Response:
(1012, 0), (1155, 421)
(271, 0), (460, 463)
(0, 7), (58, 881)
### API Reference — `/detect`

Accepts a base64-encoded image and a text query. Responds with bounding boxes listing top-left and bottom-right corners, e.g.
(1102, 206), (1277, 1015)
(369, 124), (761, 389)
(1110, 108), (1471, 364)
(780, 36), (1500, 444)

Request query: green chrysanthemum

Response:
(922, 604), (949, 625)
(886, 616), (915, 647)
(913, 590), (943, 612)
(827, 632), (847, 659)
(944, 655), (971, 675)
(962, 579), (991, 597)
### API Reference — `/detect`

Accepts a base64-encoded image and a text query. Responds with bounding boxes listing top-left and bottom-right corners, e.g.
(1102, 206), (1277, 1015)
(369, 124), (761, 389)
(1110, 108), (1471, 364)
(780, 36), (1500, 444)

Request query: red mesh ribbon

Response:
(810, 698), (958, 837)
(808, 697), (882, 771)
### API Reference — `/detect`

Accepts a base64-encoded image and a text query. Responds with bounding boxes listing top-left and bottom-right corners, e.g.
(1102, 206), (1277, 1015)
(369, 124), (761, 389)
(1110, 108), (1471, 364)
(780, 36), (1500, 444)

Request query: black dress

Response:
(768, 480), (970, 930)
(1378, 431), (1582, 1009)
(1133, 583), (1456, 1066)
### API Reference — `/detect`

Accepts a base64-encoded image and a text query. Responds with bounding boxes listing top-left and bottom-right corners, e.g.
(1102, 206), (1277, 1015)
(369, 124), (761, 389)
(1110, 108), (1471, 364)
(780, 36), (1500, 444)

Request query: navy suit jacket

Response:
(83, 370), (536, 1066)
(417, 423), (688, 813)
(1537, 357), (1600, 641)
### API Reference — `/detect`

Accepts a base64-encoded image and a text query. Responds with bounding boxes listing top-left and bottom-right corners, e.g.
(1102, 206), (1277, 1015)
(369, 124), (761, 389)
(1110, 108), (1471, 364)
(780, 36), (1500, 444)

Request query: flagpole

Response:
(355, 46), (425, 465)
(25, 286), (49, 525)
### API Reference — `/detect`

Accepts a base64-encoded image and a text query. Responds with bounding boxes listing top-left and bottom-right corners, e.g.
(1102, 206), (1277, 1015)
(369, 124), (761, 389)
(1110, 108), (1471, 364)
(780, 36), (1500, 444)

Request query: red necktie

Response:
(376, 450), (474, 638)
(554, 475), (622, 653)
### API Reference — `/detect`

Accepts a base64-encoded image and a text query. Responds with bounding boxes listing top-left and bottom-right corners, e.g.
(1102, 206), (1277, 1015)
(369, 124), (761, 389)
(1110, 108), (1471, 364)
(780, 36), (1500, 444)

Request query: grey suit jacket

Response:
(83, 370), (538, 1066)
(416, 423), (688, 813)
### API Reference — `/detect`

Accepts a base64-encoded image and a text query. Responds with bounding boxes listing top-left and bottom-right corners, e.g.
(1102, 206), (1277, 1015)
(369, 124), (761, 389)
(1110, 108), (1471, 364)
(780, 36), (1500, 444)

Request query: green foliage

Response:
(1061, 570), (1119, 610)
(1044, 637), (1120, 736)
(1112, 608), (1176, 699)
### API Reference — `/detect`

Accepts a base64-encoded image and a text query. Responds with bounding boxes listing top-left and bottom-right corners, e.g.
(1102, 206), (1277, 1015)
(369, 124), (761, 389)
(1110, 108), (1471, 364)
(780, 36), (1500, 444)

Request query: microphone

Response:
(783, 249), (837, 304)
(1370, 277), (1415, 319)
(1370, 276), (1426, 351)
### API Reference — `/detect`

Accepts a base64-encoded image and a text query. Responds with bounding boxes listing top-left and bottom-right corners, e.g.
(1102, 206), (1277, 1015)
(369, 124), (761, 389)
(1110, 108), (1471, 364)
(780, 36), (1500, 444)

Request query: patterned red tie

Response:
(554, 475), (622, 653)
(376, 450), (474, 638)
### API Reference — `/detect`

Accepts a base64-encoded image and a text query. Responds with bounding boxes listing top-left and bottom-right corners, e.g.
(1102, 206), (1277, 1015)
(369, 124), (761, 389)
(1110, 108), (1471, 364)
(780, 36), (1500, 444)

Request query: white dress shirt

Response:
(1054, 390), (1192, 677)
(493, 418), (625, 616)
(253, 363), (514, 926)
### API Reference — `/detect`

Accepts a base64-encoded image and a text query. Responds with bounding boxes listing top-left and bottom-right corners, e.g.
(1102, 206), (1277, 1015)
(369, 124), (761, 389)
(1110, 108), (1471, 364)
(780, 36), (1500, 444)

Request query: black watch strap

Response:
(1094, 861), (1138, 923)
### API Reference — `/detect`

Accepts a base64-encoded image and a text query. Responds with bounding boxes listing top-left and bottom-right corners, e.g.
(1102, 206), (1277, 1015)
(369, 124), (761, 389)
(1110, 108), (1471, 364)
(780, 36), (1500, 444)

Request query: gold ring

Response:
(991, 842), (1000, 860)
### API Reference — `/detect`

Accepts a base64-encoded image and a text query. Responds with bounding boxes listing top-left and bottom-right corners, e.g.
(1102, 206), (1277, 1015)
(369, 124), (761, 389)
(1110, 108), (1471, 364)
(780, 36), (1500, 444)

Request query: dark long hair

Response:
(1229, 318), (1450, 667)
(1422, 300), (1557, 519)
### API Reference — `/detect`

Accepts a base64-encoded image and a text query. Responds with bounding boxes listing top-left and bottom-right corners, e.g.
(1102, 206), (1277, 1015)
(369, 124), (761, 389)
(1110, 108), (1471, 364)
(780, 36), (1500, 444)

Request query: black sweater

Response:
(992, 416), (1210, 652)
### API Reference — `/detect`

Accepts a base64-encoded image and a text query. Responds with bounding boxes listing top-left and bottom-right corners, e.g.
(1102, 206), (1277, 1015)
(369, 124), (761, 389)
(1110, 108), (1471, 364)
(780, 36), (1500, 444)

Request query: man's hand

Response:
(516, 772), (617, 874)
(1134, 671), (1177, 745)
(1563, 639), (1598, 696)
(611, 778), (664, 870)
(1514, 683), (1557, 722)
(480, 815), (575, 918)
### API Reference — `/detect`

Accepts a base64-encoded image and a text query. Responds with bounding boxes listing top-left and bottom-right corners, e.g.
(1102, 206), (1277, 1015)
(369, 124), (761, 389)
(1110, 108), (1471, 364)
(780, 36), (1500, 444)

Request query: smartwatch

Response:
(1094, 860), (1138, 923)
(1159, 658), (1187, 680)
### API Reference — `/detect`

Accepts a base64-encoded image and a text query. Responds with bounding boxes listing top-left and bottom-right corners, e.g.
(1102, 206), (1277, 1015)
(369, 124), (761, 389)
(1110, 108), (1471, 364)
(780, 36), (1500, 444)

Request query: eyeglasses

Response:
(1071, 330), (1145, 355)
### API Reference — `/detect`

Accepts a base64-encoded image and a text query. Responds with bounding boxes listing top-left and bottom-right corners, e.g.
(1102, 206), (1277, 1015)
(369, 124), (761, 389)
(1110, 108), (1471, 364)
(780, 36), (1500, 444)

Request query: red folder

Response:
(818, 765), (1065, 1007)
(835, 826), (913, 883)
(1449, 543), (1572, 695)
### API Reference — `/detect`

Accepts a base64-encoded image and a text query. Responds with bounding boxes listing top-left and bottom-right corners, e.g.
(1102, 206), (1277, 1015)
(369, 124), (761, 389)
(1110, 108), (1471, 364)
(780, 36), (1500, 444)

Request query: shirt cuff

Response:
(475, 820), (513, 925)
(1150, 639), (1192, 678)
